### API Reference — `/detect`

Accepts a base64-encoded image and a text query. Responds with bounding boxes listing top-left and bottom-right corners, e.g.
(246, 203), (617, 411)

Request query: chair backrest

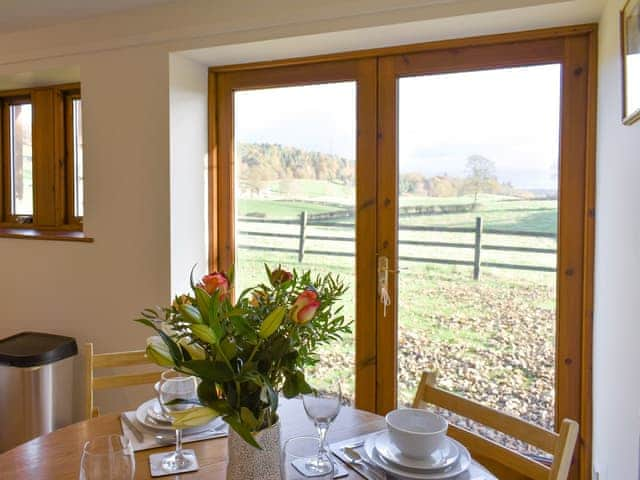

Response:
(412, 371), (579, 480)
(84, 342), (161, 419)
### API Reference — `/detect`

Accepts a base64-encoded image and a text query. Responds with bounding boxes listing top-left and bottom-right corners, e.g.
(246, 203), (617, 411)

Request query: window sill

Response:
(0, 227), (94, 243)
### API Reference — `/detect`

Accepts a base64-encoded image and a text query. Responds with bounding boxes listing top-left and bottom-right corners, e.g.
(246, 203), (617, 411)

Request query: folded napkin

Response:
(330, 431), (495, 480)
(120, 410), (228, 452)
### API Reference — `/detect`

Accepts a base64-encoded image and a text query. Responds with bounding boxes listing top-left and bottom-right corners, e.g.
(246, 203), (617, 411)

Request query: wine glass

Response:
(79, 434), (135, 480)
(281, 436), (334, 479)
(302, 381), (342, 475)
(157, 370), (199, 472)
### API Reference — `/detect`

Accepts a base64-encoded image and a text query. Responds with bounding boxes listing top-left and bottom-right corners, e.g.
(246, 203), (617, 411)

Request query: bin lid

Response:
(0, 332), (78, 367)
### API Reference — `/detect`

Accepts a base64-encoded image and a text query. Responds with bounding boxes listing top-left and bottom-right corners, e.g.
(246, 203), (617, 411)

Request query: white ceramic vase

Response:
(226, 421), (281, 480)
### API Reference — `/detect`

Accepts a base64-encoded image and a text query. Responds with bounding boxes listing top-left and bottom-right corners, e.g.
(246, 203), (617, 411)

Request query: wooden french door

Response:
(211, 59), (379, 412)
(375, 33), (595, 480)
(210, 25), (595, 479)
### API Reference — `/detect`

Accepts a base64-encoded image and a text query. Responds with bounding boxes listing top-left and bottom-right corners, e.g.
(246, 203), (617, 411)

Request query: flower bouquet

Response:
(136, 265), (350, 452)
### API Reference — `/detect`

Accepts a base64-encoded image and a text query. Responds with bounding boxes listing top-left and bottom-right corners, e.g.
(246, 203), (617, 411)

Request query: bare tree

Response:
(465, 155), (497, 207)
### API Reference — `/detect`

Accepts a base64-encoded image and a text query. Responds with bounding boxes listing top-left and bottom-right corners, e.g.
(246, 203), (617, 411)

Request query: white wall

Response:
(0, 45), (172, 417)
(593, 1), (640, 478)
(0, 0), (605, 421)
(169, 54), (208, 295)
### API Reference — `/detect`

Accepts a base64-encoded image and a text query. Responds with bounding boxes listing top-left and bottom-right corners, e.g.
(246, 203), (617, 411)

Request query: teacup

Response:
(385, 408), (448, 459)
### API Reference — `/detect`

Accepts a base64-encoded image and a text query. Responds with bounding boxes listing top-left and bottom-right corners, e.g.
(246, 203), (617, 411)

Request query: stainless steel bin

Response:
(0, 332), (78, 452)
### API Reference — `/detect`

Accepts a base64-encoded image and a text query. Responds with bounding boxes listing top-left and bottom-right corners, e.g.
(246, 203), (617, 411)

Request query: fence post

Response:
(298, 211), (308, 263)
(473, 216), (483, 280)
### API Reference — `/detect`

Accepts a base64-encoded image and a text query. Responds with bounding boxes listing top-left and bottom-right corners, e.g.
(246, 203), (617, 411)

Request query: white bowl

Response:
(385, 408), (448, 459)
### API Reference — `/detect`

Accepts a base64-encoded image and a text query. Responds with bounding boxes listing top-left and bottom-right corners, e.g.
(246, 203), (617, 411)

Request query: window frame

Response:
(0, 83), (83, 233)
(63, 90), (83, 227)
(1, 95), (32, 225)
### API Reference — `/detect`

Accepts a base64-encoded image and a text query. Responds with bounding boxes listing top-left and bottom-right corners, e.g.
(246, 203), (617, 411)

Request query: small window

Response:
(1, 84), (82, 231)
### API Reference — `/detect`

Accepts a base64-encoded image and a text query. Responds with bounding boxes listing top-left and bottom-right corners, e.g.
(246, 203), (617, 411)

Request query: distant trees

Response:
(399, 172), (427, 194)
(238, 143), (355, 187)
(464, 155), (497, 207)
(238, 143), (523, 201)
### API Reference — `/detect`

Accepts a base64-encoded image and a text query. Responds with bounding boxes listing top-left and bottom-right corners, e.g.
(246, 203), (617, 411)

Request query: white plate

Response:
(135, 398), (214, 433)
(375, 430), (459, 471)
(146, 401), (172, 424)
(364, 432), (470, 479)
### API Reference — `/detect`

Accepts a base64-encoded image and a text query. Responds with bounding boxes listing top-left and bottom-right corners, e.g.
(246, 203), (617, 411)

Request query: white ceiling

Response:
(0, 0), (174, 34)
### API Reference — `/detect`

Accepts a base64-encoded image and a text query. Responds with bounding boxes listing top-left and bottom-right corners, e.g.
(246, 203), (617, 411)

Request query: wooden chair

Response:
(84, 342), (162, 419)
(412, 371), (579, 480)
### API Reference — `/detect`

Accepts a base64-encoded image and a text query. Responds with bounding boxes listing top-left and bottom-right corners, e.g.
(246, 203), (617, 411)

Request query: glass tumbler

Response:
(79, 434), (135, 480)
(281, 436), (334, 480)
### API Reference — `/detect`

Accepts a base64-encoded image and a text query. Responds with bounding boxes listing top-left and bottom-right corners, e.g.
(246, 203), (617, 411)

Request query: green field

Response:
(236, 189), (557, 432)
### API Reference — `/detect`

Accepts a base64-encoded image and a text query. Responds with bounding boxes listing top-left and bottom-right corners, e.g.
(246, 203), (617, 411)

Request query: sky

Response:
(234, 63), (561, 191)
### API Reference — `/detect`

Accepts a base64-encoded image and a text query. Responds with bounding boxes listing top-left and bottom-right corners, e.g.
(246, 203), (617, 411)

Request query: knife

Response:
(121, 413), (144, 443)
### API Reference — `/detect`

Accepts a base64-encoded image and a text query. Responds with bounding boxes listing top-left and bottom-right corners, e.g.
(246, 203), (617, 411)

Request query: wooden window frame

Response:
(208, 24), (596, 480)
(63, 90), (83, 227)
(0, 83), (88, 240)
(1, 95), (31, 225)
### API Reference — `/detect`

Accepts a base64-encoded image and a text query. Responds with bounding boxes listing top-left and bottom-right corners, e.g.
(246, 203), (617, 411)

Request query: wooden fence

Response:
(238, 213), (557, 279)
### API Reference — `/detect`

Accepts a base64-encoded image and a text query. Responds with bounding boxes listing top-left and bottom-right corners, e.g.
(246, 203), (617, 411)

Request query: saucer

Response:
(364, 431), (470, 480)
(135, 398), (215, 433)
(374, 430), (459, 471)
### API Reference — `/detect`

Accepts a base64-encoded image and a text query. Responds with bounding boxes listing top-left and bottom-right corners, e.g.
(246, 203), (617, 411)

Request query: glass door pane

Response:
(73, 99), (84, 218)
(396, 65), (561, 452)
(9, 103), (33, 216)
(233, 82), (357, 402)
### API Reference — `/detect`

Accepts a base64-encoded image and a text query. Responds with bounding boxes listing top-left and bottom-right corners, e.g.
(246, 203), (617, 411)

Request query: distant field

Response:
(240, 190), (557, 234)
(235, 186), (557, 434)
(239, 199), (336, 218)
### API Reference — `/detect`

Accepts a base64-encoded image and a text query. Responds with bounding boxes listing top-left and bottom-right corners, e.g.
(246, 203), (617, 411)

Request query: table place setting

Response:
(117, 371), (229, 477)
(329, 408), (490, 480)
(119, 397), (228, 452)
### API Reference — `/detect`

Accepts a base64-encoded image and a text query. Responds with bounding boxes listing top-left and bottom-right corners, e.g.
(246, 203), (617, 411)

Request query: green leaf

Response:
(240, 407), (259, 431)
(197, 380), (218, 402)
(190, 323), (218, 344)
(264, 336), (289, 361)
(224, 415), (261, 449)
(227, 264), (235, 286)
(134, 318), (182, 366)
(194, 287), (211, 324)
(259, 377), (278, 411)
(179, 344), (192, 362)
(209, 399), (234, 416)
(141, 309), (158, 319)
(145, 343), (174, 367)
(229, 316), (257, 341)
(208, 291), (219, 327)
(236, 287), (254, 302)
(180, 304), (204, 324)
(264, 264), (272, 285)
(294, 371), (312, 394)
(282, 375), (297, 398)
(184, 360), (233, 382)
(220, 338), (237, 360)
(258, 306), (286, 339)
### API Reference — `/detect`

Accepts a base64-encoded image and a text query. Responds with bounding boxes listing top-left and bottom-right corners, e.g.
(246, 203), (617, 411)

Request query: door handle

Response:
(378, 256), (391, 317)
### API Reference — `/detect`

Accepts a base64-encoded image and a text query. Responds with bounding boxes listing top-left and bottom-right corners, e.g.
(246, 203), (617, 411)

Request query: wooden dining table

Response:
(0, 398), (496, 479)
